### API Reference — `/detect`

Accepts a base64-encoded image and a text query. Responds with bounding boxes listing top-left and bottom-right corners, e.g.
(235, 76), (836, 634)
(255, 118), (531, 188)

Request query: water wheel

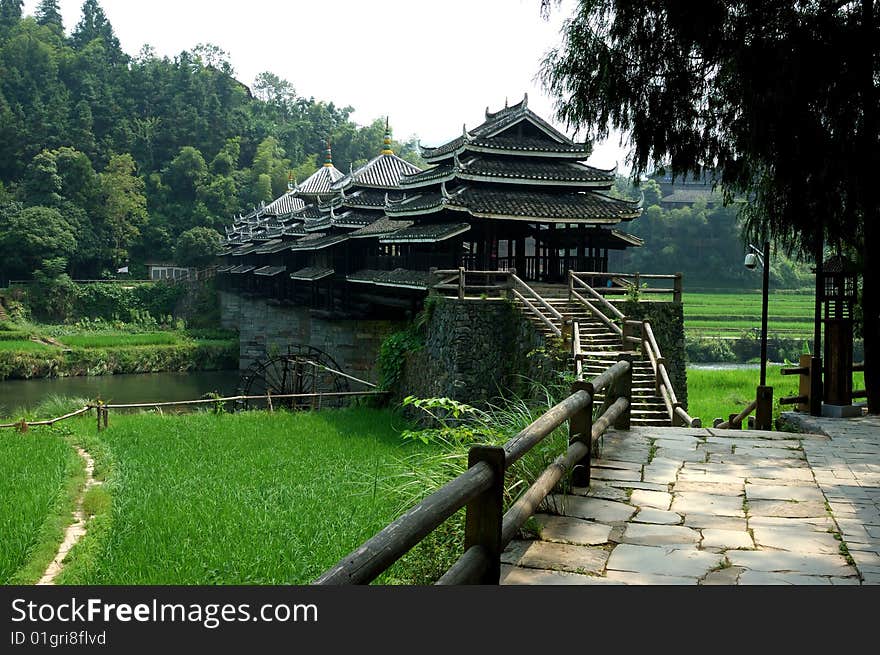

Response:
(237, 345), (351, 410)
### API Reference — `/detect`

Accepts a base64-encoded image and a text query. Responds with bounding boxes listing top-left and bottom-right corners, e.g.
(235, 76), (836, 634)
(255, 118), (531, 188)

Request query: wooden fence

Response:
(0, 390), (389, 432)
(314, 358), (634, 585)
(572, 271), (683, 303)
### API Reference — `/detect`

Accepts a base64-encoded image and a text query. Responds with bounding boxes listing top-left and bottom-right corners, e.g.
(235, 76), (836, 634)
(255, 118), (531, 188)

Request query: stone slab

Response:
(500, 565), (622, 585)
(604, 570), (698, 585)
(701, 566), (745, 585)
(621, 523), (701, 546)
(746, 484), (825, 503)
(606, 544), (723, 578)
(601, 480), (669, 492)
(748, 515), (834, 531)
(726, 550), (855, 576)
(671, 492), (745, 517)
(629, 489), (672, 510)
(573, 484), (630, 503)
(751, 525), (842, 555)
(737, 571), (856, 585)
(590, 467), (642, 482)
(747, 500), (828, 519)
(683, 514), (748, 531)
(547, 494), (636, 523)
(533, 515), (612, 546)
(672, 480), (744, 496)
(700, 529), (755, 551)
(514, 540), (610, 575)
(633, 508), (683, 525)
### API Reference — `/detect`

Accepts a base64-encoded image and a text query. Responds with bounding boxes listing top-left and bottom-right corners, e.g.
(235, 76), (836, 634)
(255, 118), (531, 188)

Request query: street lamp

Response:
(744, 241), (772, 429)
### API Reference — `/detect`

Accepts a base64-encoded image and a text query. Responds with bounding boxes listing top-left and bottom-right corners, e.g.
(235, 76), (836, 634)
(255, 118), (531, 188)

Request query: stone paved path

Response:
(501, 414), (880, 585)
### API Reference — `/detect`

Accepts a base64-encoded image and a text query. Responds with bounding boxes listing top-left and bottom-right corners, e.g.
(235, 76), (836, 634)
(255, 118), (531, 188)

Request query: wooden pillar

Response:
(548, 224), (560, 282)
(464, 446), (505, 584)
(577, 224), (586, 272)
(569, 380), (594, 487)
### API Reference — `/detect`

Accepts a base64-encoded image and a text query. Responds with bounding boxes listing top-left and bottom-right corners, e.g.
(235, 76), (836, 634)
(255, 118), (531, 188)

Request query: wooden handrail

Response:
(570, 273), (625, 320)
(511, 289), (562, 338)
(510, 274), (564, 322)
(716, 400), (758, 429)
(316, 358), (634, 585)
(574, 271), (681, 281)
(569, 289), (623, 337)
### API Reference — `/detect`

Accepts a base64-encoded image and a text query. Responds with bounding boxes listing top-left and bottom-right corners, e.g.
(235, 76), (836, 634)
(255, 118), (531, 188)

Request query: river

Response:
(0, 370), (241, 416)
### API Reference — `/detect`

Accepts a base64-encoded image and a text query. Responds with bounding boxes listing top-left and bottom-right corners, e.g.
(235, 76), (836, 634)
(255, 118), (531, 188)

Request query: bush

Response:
(685, 336), (736, 363)
(377, 328), (424, 391)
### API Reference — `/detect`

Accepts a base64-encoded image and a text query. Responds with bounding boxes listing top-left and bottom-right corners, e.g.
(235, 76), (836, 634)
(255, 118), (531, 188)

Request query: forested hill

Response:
(0, 0), (422, 281)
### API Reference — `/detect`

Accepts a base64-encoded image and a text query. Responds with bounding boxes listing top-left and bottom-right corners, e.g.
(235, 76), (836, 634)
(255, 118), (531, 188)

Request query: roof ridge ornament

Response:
(381, 116), (394, 155)
(635, 189), (645, 210)
(324, 138), (333, 167)
(441, 180), (451, 200)
(522, 92), (528, 109)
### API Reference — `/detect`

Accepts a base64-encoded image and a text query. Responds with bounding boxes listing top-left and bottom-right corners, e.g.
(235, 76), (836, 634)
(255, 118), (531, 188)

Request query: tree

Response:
(0, 204), (77, 277)
(0, 0), (22, 29)
(174, 226), (222, 268)
(35, 0), (63, 33)
(100, 153), (147, 266)
(71, 0), (122, 62)
(540, 0), (880, 413)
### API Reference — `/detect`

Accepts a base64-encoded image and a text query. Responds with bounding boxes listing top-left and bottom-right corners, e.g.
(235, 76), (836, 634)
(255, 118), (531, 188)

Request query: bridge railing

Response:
(567, 272), (699, 428)
(571, 271), (683, 302)
(313, 358), (634, 585)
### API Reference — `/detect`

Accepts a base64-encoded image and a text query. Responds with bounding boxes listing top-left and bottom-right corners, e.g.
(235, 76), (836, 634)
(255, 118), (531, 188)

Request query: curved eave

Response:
(423, 143), (591, 164)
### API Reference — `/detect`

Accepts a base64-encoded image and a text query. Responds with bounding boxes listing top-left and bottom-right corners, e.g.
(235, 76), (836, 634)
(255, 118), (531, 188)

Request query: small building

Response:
(146, 262), (196, 281)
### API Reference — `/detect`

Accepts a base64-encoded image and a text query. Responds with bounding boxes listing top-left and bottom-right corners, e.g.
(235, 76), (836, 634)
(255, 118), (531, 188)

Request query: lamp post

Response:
(744, 241), (772, 429)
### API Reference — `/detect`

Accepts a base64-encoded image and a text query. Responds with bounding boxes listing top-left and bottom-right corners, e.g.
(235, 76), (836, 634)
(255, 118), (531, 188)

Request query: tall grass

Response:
(687, 366), (866, 427)
(0, 430), (79, 583)
(0, 340), (56, 352)
(61, 333), (182, 348)
(57, 408), (427, 585)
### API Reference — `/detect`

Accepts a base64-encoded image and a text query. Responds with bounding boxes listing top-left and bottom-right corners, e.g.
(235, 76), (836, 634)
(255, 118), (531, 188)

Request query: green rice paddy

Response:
(0, 431), (79, 583)
(55, 407), (425, 585)
(60, 332), (183, 348)
(683, 290), (815, 338)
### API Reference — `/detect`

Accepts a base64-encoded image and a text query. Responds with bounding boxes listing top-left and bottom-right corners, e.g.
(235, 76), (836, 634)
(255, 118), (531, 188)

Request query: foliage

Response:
(0, 204), (77, 279)
(541, 0), (879, 411)
(0, 6), (423, 282)
(377, 328), (424, 391)
(173, 226), (223, 268)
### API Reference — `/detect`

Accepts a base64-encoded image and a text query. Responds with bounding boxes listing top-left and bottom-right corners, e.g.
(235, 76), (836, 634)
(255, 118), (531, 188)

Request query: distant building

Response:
(652, 168), (723, 208)
(146, 262), (196, 281)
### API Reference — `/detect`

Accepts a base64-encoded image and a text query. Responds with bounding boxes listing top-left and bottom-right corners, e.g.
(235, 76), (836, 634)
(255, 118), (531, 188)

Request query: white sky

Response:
(24, 0), (631, 168)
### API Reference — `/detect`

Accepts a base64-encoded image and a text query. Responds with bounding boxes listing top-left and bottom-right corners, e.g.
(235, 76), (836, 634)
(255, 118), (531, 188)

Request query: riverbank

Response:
(0, 323), (237, 381)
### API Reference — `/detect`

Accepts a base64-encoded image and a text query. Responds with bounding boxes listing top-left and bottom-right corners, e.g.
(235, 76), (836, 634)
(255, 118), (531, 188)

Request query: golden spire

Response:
(323, 138), (333, 167)
(381, 117), (394, 155)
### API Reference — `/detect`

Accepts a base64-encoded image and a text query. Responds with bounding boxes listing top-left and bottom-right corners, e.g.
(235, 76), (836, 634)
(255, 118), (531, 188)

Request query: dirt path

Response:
(37, 446), (101, 585)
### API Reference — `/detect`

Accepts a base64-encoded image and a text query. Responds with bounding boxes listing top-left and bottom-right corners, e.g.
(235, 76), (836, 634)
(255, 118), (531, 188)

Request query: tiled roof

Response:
(609, 229), (644, 248)
(331, 209), (379, 229)
(332, 152), (422, 190)
(296, 165), (345, 197)
(231, 242), (262, 256)
(348, 217), (413, 239)
(398, 158), (613, 190)
(288, 233), (349, 251)
(290, 266), (335, 281)
(256, 239), (295, 254)
(660, 188), (722, 204)
(347, 268), (431, 290)
(283, 224), (307, 237)
(304, 216), (332, 232)
(380, 222), (470, 244)
(342, 188), (393, 208)
(216, 265), (234, 273)
(264, 192), (306, 216)
(387, 186), (641, 223)
(254, 265), (287, 277)
(230, 265), (256, 274)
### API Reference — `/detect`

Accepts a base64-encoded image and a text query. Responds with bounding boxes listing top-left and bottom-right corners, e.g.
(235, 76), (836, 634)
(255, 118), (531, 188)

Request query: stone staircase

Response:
(512, 293), (672, 427)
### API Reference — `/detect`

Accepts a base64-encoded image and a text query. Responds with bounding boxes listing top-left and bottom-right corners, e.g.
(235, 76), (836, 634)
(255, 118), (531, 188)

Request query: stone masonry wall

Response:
(401, 297), (564, 406)
(618, 300), (689, 410)
(219, 291), (403, 382)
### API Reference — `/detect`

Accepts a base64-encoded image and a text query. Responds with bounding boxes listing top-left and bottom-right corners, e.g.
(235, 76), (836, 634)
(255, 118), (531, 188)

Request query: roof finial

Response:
(441, 181), (451, 200)
(522, 92), (528, 109)
(287, 171), (294, 191)
(381, 116), (394, 155)
(462, 123), (470, 140)
(324, 138), (333, 167)
(505, 96), (508, 108)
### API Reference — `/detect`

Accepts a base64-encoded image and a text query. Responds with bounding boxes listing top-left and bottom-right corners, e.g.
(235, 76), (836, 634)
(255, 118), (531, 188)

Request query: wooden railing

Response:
(430, 268), (567, 340)
(567, 271), (699, 428)
(313, 358), (634, 585)
(572, 271), (683, 303)
(0, 390), (388, 432)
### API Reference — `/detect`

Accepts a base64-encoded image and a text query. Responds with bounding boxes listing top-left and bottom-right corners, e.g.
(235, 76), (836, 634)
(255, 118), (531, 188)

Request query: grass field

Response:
(687, 366), (866, 426)
(0, 431), (79, 583)
(56, 408), (427, 585)
(60, 332), (183, 348)
(0, 340), (57, 352)
(683, 290), (815, 338)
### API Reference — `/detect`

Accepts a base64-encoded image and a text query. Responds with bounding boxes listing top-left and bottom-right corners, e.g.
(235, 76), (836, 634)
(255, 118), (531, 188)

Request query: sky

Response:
(23, 0), (631, 169)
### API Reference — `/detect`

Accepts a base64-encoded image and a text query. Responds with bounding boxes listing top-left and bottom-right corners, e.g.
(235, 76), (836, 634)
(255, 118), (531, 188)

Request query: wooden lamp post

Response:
(818, 255), (858, 415)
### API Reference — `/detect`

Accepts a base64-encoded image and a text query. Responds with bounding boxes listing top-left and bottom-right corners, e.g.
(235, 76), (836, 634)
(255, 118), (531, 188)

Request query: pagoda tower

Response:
(379, 94), (642, 283)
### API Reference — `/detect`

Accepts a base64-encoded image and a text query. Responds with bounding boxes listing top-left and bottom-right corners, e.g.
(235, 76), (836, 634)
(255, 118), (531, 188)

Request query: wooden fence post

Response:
(569, 381), (594, 487)
(754, 385), (773, 431)
(809, 355), (822, 416)
(797, 354), (811, 413)
(102, 406), (109, 430)
(464, 446), (506, 584)
(458, 267), (465, 300)
(673, 273), (683, 304)
(614, 354), (633, 430)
